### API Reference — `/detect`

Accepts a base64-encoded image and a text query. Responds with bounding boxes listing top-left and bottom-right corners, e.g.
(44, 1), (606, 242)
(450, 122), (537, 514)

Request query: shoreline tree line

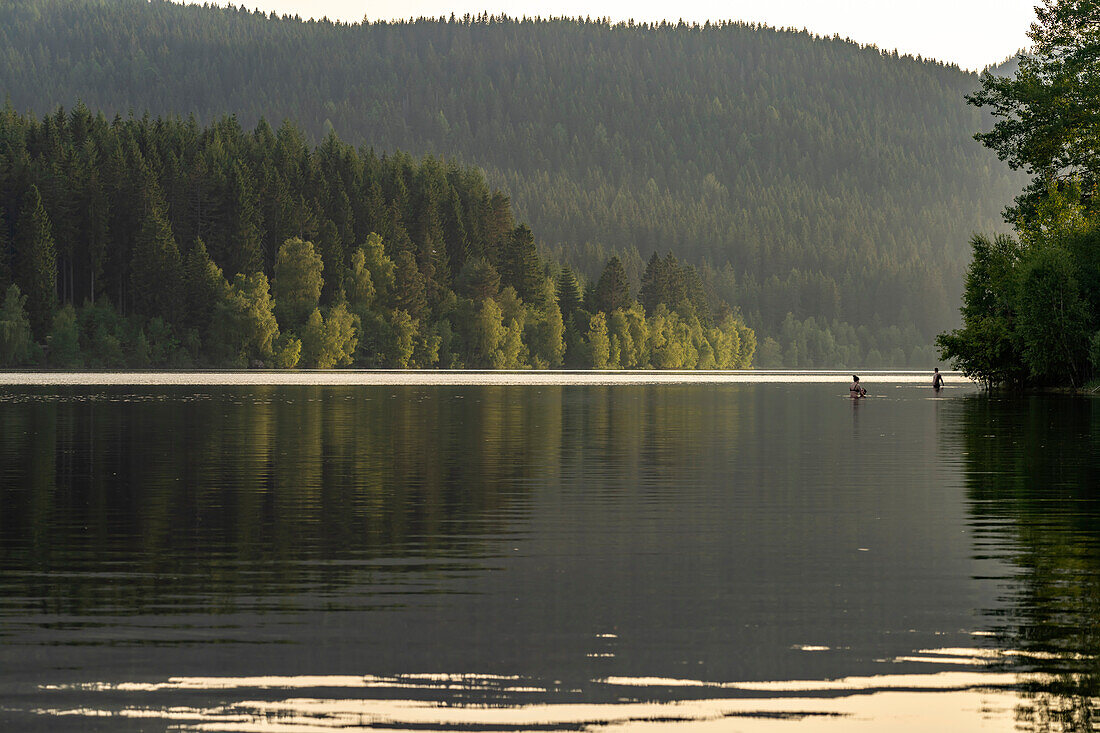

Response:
(937, 0), (1100, 389)
(0, 107), (754, 369)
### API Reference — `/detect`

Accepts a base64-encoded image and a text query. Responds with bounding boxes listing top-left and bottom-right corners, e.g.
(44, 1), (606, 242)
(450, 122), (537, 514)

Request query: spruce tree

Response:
(639, 252), (665, 315)
(683, 264), (711, 323)
(0, 209), (10, 290)
(183, 238), (230, 333)
(556, 267), (583, 322)
(130, 183), (184, 323)
(593, 256), (632, 314)
(484, 192), (515, 258)
(317, 219), (348, 301)
(456, 256), (500, 301)
(501, 224), (542, 305)
(78, 164), (110, 306)
(14, 186), (58, 337)
(443, 189), (469, 276)
(393, 249), (427, 320)
(224, 161), (264, 277)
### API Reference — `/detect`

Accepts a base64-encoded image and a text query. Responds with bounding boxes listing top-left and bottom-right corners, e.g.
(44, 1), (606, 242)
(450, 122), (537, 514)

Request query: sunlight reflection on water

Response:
(32, 650), (1066, 732)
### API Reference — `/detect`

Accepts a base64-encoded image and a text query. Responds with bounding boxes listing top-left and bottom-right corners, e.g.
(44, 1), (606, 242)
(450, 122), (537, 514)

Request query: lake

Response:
(1, 374), (1098, 731)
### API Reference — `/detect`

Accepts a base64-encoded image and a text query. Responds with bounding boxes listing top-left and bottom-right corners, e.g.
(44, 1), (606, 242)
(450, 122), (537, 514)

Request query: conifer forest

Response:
(0, 0), (1025, 367)
(0, 110), (754, 368)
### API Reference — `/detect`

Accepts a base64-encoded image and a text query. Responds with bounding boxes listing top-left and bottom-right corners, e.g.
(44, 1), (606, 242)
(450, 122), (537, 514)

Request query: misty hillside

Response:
(0, 0), (1024, 365)
(986, 53), (1024, 77)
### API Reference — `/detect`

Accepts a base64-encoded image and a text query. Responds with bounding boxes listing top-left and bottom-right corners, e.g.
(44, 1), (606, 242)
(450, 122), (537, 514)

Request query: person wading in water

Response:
(850, 375), (867, 399)
(932, 368), (944, 390)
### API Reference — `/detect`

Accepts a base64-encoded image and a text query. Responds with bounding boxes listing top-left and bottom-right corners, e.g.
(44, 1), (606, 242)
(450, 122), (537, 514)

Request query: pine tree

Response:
(130, 182), (184, 322)
(593, 256), (632, 314)
(183, 238), (230, 333)
(0, 209), (10, 290)
(639, 252), (663, 314)
(682, 264), (711, 324)
(315, 219), (344, 302)
(556, 267), (583, 322)
(443, 188), (469, 276)
(484, 192), (515, 260)
(393, 249), (427, 320)
(77, 162), (110, 306)
(456, 256), (500, 301)
(14, 186), (58, 337)
(501, 224), (542, 305)
(360, 178), (387, 241)
(223, 161), (264, 277)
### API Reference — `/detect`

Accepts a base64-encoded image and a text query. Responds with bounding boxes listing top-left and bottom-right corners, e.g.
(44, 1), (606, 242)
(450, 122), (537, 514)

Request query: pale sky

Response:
(183, 0), (1037, 71)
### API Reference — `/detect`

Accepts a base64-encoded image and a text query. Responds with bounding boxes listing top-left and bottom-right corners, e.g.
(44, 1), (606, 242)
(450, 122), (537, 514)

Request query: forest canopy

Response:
(0, 107), (754, 370)
(0, 0), (1025, 366)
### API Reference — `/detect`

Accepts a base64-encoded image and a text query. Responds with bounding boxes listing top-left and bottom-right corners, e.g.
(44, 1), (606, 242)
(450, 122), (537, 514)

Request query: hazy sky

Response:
(183, 0), (1037, 71)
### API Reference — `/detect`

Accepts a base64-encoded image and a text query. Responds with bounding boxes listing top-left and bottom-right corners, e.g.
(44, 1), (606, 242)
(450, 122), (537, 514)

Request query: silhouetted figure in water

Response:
(850, 375), (867, 399)
(932, 368), (944, 391)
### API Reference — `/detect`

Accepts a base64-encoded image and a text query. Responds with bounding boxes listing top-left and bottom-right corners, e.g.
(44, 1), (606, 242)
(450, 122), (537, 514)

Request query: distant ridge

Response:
(0, 0), (1025, 366)
(985, 52), (1025, 77)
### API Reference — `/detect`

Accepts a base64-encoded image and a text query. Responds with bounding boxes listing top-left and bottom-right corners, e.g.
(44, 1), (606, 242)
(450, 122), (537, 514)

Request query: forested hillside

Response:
(0, 0), (1022, 366)
(0, 108), (754, 369)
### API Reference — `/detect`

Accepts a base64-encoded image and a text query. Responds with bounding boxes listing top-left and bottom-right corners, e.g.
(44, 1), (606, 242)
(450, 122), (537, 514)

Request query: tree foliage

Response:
(130, 182), (183, 323)
(0, 285), (36, 366)
(593, 256), (633, 315)
(968, 0), (1100, 224)
(300, 303), (357, 368)
(14, 187), (58, 338)
(942, 0), (1100, 388)
(273, 237), (324, 329)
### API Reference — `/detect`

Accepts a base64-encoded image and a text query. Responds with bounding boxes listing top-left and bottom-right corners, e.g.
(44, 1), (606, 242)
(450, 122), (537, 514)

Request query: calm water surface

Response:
(1, 377), (1098, 731)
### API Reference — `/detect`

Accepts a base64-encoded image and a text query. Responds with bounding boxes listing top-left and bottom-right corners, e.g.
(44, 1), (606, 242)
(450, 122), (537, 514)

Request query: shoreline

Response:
(0, 370), (965, 386)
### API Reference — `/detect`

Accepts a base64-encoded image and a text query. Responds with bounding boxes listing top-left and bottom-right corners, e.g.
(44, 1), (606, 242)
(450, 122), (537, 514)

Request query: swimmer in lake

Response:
(850, 375), (867, 398)
(932, 368), (944, 390)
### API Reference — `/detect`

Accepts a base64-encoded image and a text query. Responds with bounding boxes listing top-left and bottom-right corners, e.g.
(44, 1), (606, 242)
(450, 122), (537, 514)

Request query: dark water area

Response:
(1, 380), (1099, 730)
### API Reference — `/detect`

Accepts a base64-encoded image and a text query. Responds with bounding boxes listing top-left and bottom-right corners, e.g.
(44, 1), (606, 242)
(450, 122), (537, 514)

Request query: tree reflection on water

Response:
(0, 384), (724, 618)
(955, 394), (1100, 731)
(0, 386), (562, 614)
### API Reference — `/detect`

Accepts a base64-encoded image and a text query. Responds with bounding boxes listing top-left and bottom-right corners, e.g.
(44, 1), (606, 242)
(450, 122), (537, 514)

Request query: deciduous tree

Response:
(274, 237), (324, 329)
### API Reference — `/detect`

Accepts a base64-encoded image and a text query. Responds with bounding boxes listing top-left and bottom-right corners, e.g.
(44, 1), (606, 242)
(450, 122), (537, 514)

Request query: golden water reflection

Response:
(34, 660), (1060, 730)
(34, 649), (1091, 732)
